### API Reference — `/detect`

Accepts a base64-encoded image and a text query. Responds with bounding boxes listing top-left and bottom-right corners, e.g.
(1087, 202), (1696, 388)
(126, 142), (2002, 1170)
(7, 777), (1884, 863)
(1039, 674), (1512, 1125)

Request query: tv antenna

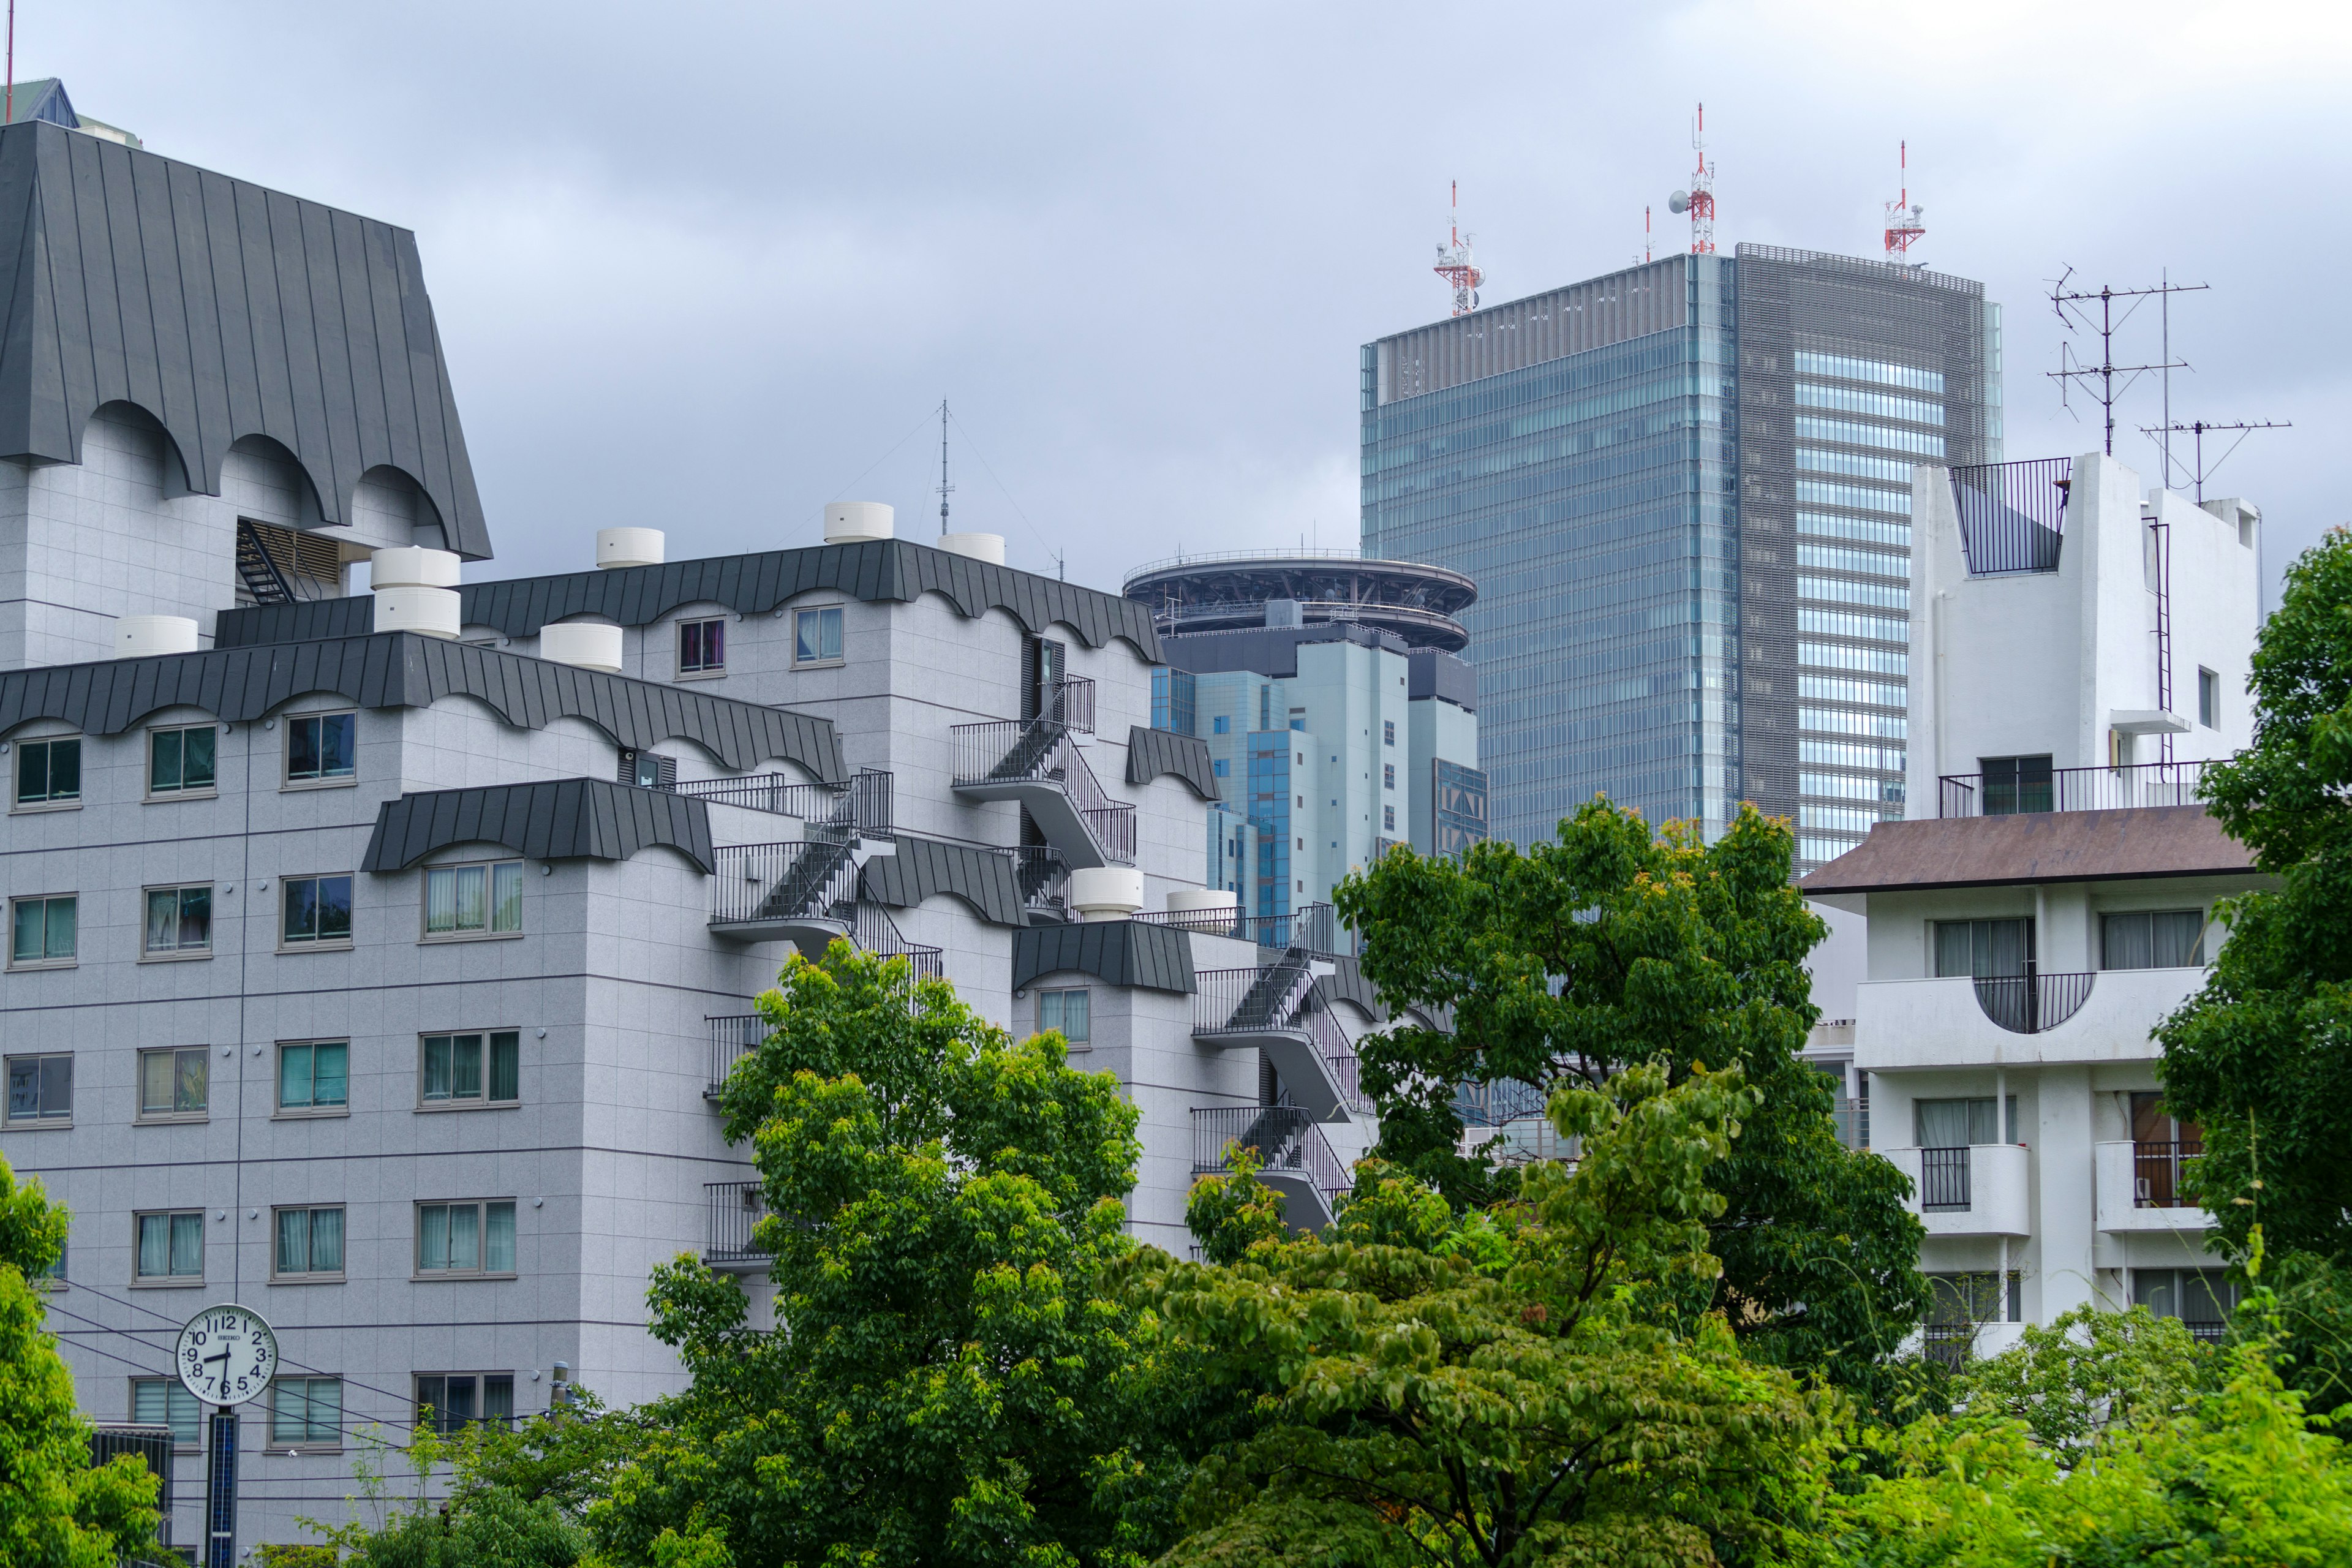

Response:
(2045, 268), (2206, 456)
(1666, 102), (1716, 254)
(935, 398), (954, 535)
(2136, 418), (2290, 503)
(1432, 181), (1484, 317)
(1882, 141), (1924, 260)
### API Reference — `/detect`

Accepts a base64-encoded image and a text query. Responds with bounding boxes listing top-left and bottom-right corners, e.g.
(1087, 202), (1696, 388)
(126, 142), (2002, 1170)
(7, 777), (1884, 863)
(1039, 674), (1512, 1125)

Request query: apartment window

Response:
(1384, 720), (1396, 747)
(10, 895), (76, 967)
(1383, 805), (1396, 833)
(137, 1047), (208, 1121)
(280, 874), (354, 948)
(414, 1373), (514, 1434)
(147, 725), (217, 797)
(285, 712), (357, 785)
(2133, 1268), (2236, 1338)
(134, 1212), (204, 1281)
(2197, 667), (2220, 729)
(1383, 763), (1396, 790)
(1915, 1095), (2015, 1148)
(5, 1054), (72, 1125)
(143, 885), (214, 957)
(1037, 987), (1090, 1047)
(678, 617), (725, 675)
(423, 860), (522, 938)
(1932, 918), (2033, 979)
(1922, 1272), (2022, 1363)
(14, 736), (80, 806)
(2101, 910), (2204, 970)
(1212, 715), (1230, 735)
(277, 1041), (350, 1114)
(420, 1031), (521, 1107)
(1976, 754), (2053, 816)
(415, 1200), (517, 1277)
(274, 1207), (346, 1280)
(132, 1379), (202, 1448)
(271, 1376), (344, 1447)
(793, 606), (845, 666)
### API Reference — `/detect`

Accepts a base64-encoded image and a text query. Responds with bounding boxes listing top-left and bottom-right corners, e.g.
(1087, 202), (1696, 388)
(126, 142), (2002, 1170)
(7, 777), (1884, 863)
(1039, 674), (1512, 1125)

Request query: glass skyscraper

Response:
(1362, 244), (1999, 868)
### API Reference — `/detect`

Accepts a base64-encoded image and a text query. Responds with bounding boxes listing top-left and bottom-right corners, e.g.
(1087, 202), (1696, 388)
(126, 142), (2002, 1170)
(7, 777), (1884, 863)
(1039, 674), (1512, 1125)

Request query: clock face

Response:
(176, 1304), (279, 1408)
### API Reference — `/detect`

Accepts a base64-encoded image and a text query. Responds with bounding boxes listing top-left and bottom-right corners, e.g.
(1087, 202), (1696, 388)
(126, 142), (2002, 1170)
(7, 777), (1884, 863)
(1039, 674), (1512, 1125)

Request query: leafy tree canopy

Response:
(1332, 801), (1926, 1394)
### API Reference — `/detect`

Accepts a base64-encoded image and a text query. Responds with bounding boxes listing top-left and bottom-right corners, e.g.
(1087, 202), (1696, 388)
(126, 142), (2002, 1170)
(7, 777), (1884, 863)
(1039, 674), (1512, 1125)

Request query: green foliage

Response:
(1185, 1147), (1290, 1266)
(2159, 527), (2352, 1262)
(586, 943), (1225, 1567)
(2262, 1248), (2352, 1418)
(1949, 1304), (2211, 1451)
(257, 1545), (341, 1568)
(1136, 1060), (1825, 1567)
(299, 1412), (594, 1567)
(1331, 799), (1928, 1394)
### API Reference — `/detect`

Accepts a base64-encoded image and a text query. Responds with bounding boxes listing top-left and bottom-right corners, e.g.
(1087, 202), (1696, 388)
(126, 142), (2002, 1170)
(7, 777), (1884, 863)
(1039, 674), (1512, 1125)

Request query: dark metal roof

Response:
(1798, 806), (2258, 895)
(361, 779), (712, 874)
(1012, 920), (1195, 995)
(1124, 725), (1219, 801)
(0, 121), (491, 558)
(859, 836), (1028, 928)
(213, 596), (377, 647)
(0, 631), (845, 782)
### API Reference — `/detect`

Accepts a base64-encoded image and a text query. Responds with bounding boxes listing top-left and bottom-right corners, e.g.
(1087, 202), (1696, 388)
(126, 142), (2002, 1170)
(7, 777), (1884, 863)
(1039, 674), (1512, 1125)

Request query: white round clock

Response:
(176, 1303), (279, 1408)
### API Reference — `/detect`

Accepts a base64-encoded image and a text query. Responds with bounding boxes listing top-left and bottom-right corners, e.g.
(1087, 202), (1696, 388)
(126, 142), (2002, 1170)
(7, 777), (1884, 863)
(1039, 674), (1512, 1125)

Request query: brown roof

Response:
(1800, 805), (2258, 894)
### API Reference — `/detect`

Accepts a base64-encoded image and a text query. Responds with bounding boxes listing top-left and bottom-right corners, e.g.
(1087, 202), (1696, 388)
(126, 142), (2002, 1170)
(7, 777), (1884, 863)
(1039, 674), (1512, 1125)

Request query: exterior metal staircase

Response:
(1191, 1104), (1352, 1231)
(1191, 964), (1368, 1121)
(949, 718), (1136, 868)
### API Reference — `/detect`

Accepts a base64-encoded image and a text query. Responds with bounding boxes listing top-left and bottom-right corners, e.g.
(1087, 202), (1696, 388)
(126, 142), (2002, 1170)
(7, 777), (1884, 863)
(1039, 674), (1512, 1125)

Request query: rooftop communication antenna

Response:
(2046, 268), (2206, 455)
(1432, 181), (1484, 317)
(1666, 103), (1716, 254)
(1883, 141), (1925, 259)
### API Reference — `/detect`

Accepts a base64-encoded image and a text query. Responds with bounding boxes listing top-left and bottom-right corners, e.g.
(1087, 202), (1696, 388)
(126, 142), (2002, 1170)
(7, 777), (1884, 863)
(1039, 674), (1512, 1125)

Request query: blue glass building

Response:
(1362, 244), (1999, 867)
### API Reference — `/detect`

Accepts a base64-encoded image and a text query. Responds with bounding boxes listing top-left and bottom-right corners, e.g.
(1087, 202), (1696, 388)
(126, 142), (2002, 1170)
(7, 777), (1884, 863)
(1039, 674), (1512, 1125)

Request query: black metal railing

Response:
(706, 1014), (766, 1096)
(1920, 1146), (1972, 1210)
(679, 769), (894, 836)
(850, 901), (944, 981)
(1193, 966), (1370, 1114)
(2134, 1139), (2203, 1208)
(2183, 1319), (2228, 1344)
(1048, 675), (1096, 735)
(949, 720), (1137, 864)
(1972, 971), (2095, 1035)
(1190, 1106), (1351, 1200)
(711, 841), (861, 928)
(1949, 456), (2073, 575)
(1133, 900), (1359, 958)
(1922, 1322), (1975, 1368)
(1939, 759), (2211, 819)
(704, 1180), (772, 1265)
(1010, 845), (1072, 917)
(1455, 1078), (1548, 1129)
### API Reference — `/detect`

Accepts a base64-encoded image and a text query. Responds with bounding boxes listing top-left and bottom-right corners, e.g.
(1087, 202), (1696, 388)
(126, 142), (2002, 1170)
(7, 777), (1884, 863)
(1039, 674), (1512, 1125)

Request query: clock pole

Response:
(205, 1405), (238, 1568)
(176, 1304), (275, 1568)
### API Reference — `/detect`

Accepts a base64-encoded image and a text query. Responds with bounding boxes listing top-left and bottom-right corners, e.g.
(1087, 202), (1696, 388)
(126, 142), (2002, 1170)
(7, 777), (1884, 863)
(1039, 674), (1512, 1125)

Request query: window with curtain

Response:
(274, 1207), (345, 1278)
(1914, 1096), (2013, 1147)
(271, 1377), (342, 1446)
(277, 1041), (349, 1112)
(132, 1379), (202, 1447)
(2100, 910), (2204, 970)
(415, 1200), (518, 1276)
(135, 1212), (204, 1279)
(1932, 918), (2034, 978)
(424, 861), (523, 938)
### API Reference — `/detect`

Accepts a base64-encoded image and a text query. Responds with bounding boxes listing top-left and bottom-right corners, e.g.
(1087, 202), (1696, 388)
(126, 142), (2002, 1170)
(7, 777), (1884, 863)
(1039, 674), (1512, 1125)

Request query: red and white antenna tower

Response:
(1883, 140), (1926, 259)
(1432, 181), (1484, 317)
(1667, 103), (1716, 254)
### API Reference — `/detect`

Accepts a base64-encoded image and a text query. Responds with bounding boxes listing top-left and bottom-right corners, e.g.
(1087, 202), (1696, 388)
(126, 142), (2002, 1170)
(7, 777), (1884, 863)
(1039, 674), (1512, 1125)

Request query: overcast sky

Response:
(30, 1), (2350, 600)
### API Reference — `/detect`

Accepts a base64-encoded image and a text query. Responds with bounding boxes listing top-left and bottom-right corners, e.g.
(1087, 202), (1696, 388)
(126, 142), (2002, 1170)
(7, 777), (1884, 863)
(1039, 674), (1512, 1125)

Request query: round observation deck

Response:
(1121, 548), (1477, 652)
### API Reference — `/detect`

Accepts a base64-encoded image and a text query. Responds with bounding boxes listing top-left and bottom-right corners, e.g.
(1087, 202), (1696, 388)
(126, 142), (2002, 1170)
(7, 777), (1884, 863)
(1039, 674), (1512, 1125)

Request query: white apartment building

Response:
(0, 114), (1390, 1555)
(1801, 451), (2266, 1361)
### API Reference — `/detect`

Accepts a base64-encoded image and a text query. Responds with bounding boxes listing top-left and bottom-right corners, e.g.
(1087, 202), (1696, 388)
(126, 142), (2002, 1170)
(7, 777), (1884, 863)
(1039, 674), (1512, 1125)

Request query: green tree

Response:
(1948, 1303), (2211, 1451)
(0, 1152), (162, 1568)
(584, 943), (1222, 1567)
(2158, 527), (2352, 1263)
(1141, 1060), (1824, 1567)
(1332, 801), (1926, 1393)
(299, 1411), (594, 1567)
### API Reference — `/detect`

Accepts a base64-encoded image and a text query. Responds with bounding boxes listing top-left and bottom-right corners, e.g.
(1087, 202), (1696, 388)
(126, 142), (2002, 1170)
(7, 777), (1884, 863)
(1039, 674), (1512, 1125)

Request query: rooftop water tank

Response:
(824, 502), (895, 545)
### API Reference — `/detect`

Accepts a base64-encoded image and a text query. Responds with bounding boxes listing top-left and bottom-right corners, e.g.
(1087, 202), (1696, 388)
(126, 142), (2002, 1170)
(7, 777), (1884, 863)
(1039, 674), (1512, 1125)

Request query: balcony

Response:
(950, 719), (1136, 868)
(1192, 1106), (1351, 1231)
(1010, 845), (1072, 922)
(704, 1180), (772, 1272)
(1854, 968), (2206, 1069)
(678, 769), (894, 837)
(710, 840), (860, 948)
(706, 1014), (766, 1098)
(2095, 1139), (2217, 1234)
(1938, 759), (2211, 819)
(1969, 972), (2095, 1034)
(1882, 1143), (2030, 1236)
(1136, 900), (1360, 959)
(1191, 965), (1371, 1121)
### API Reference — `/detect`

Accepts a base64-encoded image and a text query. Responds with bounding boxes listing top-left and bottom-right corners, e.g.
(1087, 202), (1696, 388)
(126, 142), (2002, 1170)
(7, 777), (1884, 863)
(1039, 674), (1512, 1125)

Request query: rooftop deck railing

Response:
(1939, 759), (2211, 819)
(1949, 456), (2073, 575)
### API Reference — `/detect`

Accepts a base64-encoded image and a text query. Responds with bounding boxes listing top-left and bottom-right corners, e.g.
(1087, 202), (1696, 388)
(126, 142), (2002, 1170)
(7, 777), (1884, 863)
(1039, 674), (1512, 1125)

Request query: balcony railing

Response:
(950, 719), (1137, 865)
(1920, 1146), (1972, 1210)
(704, 1180), (771, 1268)
(1193, 965), (1371, 1115)
(711, 841), (859, 928)
(1047, 675), (1096, 735)
(706, 1014), (766, 1097)
(1939, 760), (2211, 819)
(1134, 900), (1359, 958)
(850, 901), (944, 981)
(1009, 845), (1072, 918)
(1971, 971), (2095, 1035)
(2183, 1319), (2228, 1344)
(1948, 456), (2072, 576)
(679, 769), (894, 836)
(1190, 1106), (1351, 1199)
(2135, 1139), (2203, 1208)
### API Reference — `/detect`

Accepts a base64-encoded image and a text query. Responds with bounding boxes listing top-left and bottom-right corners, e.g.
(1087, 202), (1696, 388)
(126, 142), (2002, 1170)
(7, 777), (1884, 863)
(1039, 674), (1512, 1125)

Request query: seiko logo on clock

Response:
(175, 1304), (279, 1408)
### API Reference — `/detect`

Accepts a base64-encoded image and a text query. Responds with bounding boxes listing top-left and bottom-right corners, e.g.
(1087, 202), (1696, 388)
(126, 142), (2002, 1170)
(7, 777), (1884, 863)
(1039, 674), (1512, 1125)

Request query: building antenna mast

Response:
(1432, 181), (1484, 318)
(1667, 103), (1716, 254)
(2045, 268), (2205, 456)
(936, 397), (954, 536)
(2136, 418), (2291, 503)
(1883, 140), (1925, 260)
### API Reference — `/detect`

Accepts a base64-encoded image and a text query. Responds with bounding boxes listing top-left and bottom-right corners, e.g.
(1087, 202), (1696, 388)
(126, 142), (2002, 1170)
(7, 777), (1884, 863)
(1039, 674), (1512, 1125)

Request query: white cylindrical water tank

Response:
(1070, 865), (1145, 923)
(823, 502), (895, 544)
(539, 620), (625, 673)
(596, 528), (665, 570)
(116, 615), (200, 658)
(937, 532), (1006, 565)
(373, 585), (461, 640)
(1163, 888), (1239, 930)
(369, 546), (461, 589)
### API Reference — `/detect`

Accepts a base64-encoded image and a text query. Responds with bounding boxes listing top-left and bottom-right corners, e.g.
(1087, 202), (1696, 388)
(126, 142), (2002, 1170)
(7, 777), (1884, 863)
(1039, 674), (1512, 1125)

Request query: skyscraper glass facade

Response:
(1362, 245), (1998, 868)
